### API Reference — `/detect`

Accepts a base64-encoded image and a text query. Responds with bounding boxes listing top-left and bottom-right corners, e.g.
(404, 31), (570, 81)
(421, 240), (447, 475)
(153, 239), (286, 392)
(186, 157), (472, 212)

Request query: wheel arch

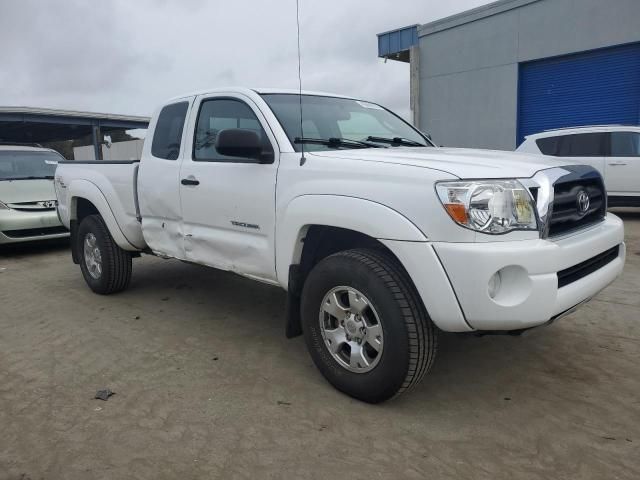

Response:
(276, 195), (427, 288)
(278, 195), (428, 338)
(68, 180), (139, 261)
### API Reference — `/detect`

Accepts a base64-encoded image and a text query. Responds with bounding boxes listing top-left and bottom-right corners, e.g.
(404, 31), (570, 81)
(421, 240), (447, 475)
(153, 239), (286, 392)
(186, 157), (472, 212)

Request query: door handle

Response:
(608, 161), (627, 166)
(181, 178), (200, 186)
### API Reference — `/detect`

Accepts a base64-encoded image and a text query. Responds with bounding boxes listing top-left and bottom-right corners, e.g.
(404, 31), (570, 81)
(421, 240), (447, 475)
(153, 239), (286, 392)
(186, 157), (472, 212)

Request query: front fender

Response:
(68, 179), (142, 251)
(276, 194), (427, 286)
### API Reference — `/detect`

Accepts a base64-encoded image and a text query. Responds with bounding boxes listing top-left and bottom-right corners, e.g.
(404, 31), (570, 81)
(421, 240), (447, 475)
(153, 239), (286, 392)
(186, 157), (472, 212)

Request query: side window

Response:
(556, 135), (572, 156)
(569, 133), (607, 157)
(536, 136), (560, 156)
(556, 133), (607, 157)
(151, 102), (189, 160)
(193, 99), (273, 162)
(610, 132), (640, 157)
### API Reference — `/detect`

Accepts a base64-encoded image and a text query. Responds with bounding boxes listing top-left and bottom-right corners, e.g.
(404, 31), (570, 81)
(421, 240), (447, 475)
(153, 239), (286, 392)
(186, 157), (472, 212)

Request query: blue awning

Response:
(377, 25), (419, 62)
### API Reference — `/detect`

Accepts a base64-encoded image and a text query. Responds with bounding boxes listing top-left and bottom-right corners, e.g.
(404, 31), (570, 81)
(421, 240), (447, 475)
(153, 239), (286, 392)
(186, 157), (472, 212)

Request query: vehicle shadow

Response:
(122, 257), (582, 409)
(609, 207), (640, 220)
(126, 256), (287, 322)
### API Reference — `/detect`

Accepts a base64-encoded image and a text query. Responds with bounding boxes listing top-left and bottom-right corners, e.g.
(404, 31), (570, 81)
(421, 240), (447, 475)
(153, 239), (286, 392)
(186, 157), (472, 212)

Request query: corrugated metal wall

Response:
(417, 0), (640, 150)
(518, 42), (640, 144)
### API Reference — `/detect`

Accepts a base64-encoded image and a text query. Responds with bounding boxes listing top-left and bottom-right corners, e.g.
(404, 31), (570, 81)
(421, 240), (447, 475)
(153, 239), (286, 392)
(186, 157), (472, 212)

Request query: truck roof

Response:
(166, 87), (356, 103)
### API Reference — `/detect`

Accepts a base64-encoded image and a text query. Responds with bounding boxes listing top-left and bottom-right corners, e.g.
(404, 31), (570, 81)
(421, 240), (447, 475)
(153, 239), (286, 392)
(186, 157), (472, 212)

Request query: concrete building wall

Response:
(73, 139), (144, 160)
(418, 0), (640, 150)
(103, 139), (144, 161)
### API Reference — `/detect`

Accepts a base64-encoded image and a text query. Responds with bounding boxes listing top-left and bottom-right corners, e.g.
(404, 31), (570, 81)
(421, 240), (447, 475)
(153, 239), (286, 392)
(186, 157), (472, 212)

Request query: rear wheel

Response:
(77, 214), (132, 294)
(301, 249), (437, 403)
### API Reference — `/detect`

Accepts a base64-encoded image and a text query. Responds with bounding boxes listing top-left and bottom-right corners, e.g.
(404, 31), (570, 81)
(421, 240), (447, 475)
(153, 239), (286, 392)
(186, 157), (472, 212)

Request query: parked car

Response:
(0, 145), (69, 244)
(55, 88), (625, 403)
(517, 125), (640, 207)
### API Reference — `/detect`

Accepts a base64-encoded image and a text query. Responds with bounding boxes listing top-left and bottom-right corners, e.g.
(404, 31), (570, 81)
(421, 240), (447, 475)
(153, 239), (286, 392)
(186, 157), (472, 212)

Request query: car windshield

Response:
(0, 150), (61, 180)
(260, 94), (432, 152)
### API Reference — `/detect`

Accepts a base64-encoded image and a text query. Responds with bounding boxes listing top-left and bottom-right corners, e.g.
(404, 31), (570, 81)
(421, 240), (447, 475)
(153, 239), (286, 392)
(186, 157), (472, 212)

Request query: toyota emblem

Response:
(576, 190), (590, 216)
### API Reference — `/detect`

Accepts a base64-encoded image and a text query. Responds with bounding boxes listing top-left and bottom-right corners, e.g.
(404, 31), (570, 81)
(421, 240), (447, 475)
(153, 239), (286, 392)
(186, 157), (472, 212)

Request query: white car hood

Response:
(0, 179), (57, 204)
(309, 147), (566, 179)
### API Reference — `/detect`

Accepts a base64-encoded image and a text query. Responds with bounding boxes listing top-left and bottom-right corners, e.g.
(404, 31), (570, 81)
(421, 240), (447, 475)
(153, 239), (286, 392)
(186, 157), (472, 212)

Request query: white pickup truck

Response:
(55, 88), (626, 403)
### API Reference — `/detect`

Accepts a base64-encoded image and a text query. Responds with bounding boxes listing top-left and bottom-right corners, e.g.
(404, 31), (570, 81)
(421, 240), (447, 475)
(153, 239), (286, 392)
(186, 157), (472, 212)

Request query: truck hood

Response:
(309, 147), (565, 179)
(0, 179), (56, 203)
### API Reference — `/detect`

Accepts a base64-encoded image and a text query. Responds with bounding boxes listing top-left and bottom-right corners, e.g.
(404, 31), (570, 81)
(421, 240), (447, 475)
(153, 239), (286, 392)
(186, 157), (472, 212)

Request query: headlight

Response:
(436, 180), (537, 234)
(0, 201), (9, 210)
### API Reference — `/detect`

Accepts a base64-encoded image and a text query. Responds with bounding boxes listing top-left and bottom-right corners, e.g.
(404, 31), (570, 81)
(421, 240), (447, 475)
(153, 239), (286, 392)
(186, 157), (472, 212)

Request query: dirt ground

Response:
(1, 211), (639, 480)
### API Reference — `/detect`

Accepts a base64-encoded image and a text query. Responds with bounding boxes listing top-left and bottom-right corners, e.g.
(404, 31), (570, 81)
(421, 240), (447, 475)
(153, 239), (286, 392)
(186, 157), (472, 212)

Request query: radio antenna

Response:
(295, 0), (306, 166)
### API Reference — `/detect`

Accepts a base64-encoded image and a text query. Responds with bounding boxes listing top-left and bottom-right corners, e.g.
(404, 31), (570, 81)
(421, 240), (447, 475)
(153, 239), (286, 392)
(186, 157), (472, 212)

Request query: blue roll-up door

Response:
(517, 42), (640, 145)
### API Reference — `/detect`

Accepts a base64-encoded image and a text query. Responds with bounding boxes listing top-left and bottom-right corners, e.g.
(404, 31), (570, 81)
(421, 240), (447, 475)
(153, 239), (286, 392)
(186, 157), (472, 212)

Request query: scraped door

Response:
(178, 94), (279, 283)
(138, 100), (190, 259)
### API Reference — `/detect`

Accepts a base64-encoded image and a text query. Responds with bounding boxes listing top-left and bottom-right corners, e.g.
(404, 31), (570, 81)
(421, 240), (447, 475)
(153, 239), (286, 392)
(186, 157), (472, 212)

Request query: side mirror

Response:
(215, 128), (263, 161)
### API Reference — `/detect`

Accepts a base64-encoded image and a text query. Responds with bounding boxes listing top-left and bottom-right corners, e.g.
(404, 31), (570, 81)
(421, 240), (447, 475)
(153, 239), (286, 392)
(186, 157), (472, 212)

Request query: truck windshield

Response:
(260, 94), (432, 152)
(0, 150), (61, 180)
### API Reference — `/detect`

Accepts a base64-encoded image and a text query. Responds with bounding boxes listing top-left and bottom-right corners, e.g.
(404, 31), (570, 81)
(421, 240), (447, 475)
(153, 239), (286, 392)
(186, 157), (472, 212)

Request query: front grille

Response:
(2, 226), (68, 238)
(557, 245), (620, 288)
(8, 200), (57, 211)
(548, 169), (606, 237)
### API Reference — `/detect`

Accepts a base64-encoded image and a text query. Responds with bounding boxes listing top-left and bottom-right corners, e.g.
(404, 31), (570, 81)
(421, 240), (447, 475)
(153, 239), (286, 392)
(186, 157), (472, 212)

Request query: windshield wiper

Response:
(366, 136), (427, 147)
(294, 137), (384, 149)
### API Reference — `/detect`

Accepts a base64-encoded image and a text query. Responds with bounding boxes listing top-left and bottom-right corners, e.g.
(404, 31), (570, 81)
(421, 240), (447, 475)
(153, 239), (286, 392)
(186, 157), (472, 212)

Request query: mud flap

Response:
(285, 264), (303, 338)
(70, 219), (80, 264)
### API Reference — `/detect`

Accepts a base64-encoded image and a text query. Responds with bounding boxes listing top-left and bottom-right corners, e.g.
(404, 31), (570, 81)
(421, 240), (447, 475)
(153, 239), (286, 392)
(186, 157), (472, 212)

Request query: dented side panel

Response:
(177, 92), (281, 283)
(136, 98), (193, 259)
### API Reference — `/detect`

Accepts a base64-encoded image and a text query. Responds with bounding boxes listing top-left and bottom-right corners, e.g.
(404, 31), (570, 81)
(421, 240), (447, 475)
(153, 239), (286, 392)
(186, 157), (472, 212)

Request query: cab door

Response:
(137, 100), (191, 259)
(605, 131), (640, 196)
(178, 94), (280, 283)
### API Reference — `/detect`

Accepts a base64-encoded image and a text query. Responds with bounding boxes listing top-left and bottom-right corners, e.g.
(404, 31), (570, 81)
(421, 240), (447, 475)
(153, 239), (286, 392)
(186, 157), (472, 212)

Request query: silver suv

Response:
(0, 145), (69, 244)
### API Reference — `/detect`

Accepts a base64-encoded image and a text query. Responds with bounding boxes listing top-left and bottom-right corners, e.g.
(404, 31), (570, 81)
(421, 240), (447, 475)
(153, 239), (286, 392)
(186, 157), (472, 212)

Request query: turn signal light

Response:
(444, 203), (468, 224)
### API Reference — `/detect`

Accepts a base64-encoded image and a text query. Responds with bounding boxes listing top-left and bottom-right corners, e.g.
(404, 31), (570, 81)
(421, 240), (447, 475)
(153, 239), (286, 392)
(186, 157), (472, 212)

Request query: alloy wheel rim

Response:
(319, 286), (384, 373)
(83, 233), (102, 280)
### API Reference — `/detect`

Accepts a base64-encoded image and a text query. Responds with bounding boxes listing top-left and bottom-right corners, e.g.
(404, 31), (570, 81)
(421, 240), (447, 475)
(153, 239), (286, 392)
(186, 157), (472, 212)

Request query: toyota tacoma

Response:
(55, 88), (626, 403)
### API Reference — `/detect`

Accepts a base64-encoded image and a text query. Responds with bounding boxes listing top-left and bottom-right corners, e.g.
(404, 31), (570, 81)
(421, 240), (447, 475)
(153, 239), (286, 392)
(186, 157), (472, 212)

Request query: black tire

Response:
(301, 248), (437, 403)
(77, 214), (132, 295)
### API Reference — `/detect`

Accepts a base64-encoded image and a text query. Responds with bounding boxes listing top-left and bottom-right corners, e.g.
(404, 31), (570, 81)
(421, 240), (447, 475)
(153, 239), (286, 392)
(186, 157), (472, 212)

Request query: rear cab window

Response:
(151, 102), (189, 160)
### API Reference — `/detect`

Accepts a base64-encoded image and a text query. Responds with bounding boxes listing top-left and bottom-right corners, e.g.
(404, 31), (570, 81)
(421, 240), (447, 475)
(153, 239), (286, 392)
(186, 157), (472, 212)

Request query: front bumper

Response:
(383, 214), (625, 332)
(0, 208), (69, 244)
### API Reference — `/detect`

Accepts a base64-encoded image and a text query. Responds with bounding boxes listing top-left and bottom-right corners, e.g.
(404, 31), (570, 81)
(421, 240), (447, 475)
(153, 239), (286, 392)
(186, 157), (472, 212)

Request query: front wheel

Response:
(301, 249), (437, 403)
(77, 214), (132, 295)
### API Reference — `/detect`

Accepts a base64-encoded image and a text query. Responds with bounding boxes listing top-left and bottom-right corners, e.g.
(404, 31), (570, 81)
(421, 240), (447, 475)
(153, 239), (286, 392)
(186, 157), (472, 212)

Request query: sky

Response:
(0, 0), (490, 120)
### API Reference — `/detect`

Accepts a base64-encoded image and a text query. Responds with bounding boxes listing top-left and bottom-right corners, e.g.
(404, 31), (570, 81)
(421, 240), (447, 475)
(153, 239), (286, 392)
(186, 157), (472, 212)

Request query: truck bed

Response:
(55, 160), (147, 250)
